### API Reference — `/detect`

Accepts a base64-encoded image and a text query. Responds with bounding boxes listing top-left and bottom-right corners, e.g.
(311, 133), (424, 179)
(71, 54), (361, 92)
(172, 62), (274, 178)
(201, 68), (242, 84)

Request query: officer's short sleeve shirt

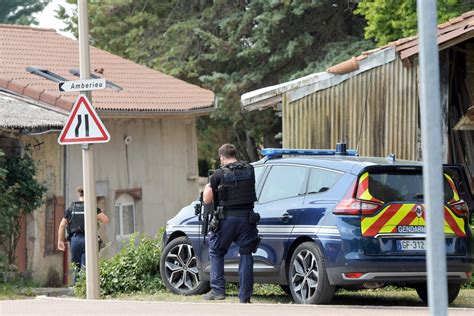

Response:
(209, 169), (224, 191)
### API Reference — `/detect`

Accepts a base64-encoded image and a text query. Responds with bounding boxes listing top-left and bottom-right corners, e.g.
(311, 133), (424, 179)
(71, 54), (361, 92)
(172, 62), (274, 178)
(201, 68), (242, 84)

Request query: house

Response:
(0, 24), (214, 284)
(241, 11), (474, 186)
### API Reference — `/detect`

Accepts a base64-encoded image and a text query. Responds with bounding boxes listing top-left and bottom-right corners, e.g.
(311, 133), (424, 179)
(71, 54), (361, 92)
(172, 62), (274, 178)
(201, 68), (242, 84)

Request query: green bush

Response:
(74, 231), (164, 298)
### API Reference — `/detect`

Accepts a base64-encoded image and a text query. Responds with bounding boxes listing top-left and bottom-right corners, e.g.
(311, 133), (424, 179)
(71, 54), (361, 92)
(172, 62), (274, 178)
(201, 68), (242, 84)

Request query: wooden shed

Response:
(242, 11), (474, 186)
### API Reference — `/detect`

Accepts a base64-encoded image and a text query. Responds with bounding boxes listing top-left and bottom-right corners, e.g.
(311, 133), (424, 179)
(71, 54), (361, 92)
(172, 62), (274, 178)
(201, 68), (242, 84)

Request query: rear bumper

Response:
(327, 258), (472, 285)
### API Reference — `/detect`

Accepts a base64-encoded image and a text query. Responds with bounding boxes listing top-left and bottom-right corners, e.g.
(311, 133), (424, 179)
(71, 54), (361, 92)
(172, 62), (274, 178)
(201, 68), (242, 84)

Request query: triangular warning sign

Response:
(58, 95), (110, 145)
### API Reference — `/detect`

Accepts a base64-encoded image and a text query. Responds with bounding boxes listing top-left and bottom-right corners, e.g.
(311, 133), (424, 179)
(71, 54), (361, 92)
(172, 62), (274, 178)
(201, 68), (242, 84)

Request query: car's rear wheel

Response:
(415, 283), (461, 305)
(159, 236), (210, 295)
(288, 242), (335, 304)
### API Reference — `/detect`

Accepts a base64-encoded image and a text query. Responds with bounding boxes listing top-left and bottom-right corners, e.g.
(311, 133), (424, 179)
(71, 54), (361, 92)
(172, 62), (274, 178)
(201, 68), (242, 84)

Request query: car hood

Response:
(166, 201), (200, 226)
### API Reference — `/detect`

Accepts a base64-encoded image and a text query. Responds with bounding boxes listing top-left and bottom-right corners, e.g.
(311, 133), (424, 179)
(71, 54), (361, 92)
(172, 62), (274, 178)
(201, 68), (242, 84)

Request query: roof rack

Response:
(260, 143), (358, 159)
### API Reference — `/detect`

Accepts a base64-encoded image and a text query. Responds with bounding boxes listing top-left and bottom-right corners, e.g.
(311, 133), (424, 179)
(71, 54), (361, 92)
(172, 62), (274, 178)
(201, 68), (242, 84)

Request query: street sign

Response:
(58, 95), (110, 145)
(58, 78), (106, 92)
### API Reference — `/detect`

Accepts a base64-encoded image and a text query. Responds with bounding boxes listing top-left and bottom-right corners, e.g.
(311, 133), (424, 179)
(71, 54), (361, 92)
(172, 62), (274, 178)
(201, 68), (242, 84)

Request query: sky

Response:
(35, 0), (75, 38)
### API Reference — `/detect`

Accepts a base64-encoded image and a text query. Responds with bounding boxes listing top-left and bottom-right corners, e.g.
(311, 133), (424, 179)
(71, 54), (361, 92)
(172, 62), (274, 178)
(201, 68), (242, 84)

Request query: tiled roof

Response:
(327, 10), (474, 75)
(0, 24), (215, 113)
(0, 91), (66, 129)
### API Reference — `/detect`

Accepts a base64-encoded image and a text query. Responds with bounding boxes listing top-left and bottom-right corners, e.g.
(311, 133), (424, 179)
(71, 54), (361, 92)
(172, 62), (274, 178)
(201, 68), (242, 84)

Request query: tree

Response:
(0, 0), (50, 25)
(0, 148), (46, 266)
(59, 0), (373, 163)
(356, 0), (474, 45)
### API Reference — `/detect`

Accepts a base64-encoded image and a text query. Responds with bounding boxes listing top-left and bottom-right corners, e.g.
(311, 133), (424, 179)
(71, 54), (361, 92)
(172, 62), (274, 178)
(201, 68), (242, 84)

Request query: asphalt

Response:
(1, 296), (474, 316)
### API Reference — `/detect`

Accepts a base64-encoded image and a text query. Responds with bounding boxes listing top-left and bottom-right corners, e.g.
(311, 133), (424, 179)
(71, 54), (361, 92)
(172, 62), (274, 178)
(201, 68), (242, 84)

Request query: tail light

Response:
(333, 180), (382, 215)
(448, 200), (469, 217)
(333, 198), (382, 215)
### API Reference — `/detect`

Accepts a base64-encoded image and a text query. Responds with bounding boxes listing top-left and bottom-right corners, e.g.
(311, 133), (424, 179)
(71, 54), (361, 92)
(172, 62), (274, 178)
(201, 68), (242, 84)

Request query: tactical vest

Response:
(68, 202), (85, 234)
(218, 162), (257, 207)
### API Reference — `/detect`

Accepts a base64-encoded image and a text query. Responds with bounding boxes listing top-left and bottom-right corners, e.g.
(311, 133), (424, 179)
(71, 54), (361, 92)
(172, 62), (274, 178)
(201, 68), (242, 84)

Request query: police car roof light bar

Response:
(261, 145), (358, 158)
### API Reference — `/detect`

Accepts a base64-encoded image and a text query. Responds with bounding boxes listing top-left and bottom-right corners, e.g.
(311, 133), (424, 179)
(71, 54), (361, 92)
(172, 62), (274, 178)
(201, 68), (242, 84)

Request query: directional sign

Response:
(58, 78), (106, 92)
(58, 95), (110, 145)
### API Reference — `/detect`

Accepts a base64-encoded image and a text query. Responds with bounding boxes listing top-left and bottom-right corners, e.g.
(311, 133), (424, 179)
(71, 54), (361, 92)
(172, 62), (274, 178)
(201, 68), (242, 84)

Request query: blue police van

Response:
(159, 147), (474, 304)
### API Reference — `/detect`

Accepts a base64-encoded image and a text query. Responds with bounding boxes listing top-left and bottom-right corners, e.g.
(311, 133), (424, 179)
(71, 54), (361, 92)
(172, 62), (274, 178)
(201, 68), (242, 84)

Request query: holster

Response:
(209, 206), (225, 232)
(249, 211), (260, 225)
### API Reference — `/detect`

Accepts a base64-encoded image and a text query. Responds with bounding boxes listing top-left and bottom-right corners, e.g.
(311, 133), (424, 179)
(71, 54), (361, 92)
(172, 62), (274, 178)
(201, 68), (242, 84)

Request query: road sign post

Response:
(79, 0), (100, 299)
(416, 1), (448, 315)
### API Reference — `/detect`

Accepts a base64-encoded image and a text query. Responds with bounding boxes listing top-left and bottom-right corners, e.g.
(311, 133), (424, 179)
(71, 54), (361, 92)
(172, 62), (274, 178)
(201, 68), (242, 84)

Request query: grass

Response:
(115, 284), (474, 308)
(0, 280), (36, 300)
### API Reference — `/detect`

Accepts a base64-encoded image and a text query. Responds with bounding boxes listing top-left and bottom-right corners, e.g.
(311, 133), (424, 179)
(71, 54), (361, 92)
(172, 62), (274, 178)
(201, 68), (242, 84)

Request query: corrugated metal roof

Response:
(241, 47), (396, 109)
(0, 91), (66, 129)
(0, 24), (215, 114)
(241, 10), (474, 111)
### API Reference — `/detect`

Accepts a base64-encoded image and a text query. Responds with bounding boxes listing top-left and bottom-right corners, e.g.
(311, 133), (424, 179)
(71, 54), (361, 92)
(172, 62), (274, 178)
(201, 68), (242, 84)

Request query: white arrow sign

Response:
(58, 78), (106, 92)
(58, 95), (110, 145)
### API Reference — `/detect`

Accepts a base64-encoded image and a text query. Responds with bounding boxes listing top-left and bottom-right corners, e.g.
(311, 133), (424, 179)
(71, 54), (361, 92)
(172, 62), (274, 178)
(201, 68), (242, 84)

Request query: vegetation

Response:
(58, 0), (373, 164)
(356, 0), (474, 45)
(73, 233), (163, 298)
(0, 278), (37, 300)
(0, 148), (46, 265)
(0, 0), (50, 25)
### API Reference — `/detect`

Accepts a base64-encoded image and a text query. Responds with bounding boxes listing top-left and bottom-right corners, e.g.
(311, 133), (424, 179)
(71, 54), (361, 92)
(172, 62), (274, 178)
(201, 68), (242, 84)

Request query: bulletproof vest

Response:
(68, 202), (85, 234)
(218, 162), (257, 207)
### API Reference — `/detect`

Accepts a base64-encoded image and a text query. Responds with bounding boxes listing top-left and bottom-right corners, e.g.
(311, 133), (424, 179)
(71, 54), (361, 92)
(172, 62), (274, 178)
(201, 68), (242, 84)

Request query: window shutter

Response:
(44, 196), (65, 255)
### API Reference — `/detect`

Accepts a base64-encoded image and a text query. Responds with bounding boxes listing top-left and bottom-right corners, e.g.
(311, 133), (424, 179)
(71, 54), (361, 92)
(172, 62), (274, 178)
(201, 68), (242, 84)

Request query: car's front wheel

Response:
(288, 242), (335, 304)
(159, 236), (210, 295)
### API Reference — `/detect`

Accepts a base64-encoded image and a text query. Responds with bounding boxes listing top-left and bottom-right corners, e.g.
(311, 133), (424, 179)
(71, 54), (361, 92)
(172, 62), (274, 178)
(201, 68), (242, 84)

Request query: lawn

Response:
(114, 285), (474, 308)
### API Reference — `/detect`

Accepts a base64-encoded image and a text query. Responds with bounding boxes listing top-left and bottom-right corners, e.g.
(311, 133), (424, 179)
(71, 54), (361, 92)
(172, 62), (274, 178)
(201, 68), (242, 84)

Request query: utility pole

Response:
(417, 1), (448, 315)
(78, 0), (100, 299)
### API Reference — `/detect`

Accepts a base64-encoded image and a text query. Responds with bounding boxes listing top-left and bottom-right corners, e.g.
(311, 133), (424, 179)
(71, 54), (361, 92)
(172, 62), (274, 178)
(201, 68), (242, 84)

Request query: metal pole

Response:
(416, 1), (447, 315)
(78, 0), (100, 299)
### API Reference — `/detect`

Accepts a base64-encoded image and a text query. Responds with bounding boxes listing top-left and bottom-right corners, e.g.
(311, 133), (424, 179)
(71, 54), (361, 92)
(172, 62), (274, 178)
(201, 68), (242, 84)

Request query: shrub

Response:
(74, 231), (164, 298)
(0, 148), (46, 265)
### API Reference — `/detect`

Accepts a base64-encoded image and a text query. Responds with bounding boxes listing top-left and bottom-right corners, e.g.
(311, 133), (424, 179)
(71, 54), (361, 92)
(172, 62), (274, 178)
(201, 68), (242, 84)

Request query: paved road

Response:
(1, 297), (474, 316)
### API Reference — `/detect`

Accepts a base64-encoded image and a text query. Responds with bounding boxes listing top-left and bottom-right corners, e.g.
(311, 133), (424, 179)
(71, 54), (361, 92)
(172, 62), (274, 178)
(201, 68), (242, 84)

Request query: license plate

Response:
(397, 240), (426, 251)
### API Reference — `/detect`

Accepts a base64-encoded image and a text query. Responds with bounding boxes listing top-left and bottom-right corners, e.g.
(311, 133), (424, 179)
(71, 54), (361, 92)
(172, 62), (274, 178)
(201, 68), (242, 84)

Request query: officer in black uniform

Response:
(57, 186), (109, 283)
(202, 143), (260, 303)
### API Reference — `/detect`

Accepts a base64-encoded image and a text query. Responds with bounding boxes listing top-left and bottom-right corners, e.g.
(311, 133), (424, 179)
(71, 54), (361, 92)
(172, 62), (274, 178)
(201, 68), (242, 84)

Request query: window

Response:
(367, 170), (454, 203)
(306, 168), (343, 194)
(26, 67), (67, 82)
(259, 165), (307, 203)
(115, 194), (136, 238)
(254, 166), (264, 188)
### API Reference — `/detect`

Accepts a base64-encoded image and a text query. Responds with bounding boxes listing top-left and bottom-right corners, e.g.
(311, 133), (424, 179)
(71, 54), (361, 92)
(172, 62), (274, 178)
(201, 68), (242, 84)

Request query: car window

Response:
(254, 166), (264, 188)
(367, 170), (454, 203)
(259, 165), (307, 203)
(307, 168), (343, 194)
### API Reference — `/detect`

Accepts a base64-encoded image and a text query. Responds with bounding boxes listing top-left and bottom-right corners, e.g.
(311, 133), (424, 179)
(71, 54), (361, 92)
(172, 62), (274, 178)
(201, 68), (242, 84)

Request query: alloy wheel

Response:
(290, 249), (319, 302)
(163, 243), (200, 291)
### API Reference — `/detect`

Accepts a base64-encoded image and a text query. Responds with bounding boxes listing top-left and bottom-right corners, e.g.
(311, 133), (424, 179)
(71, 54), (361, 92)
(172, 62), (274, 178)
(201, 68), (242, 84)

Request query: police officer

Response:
(57, 186), (109, 282)
(202, 144), (260, 303)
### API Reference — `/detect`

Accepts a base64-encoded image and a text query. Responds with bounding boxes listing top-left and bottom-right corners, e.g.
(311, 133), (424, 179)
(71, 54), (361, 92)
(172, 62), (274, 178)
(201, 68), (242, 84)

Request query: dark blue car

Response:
(159, 148), (474, 304)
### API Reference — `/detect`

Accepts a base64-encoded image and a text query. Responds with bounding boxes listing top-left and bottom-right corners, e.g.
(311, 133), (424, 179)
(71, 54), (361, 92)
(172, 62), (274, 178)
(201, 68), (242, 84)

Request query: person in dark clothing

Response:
(57, 186), (109, 282)
(202, 143), (260, 303)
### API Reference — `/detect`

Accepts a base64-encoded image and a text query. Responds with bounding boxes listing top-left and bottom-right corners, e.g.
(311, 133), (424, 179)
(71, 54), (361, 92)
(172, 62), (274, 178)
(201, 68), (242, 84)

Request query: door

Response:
(252, 164), (308, 273)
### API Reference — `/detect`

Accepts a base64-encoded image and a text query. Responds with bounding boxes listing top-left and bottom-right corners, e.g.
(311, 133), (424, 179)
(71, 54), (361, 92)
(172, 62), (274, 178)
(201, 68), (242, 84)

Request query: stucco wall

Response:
(65, 117), (199, 255)
(19, 133), (64, 285)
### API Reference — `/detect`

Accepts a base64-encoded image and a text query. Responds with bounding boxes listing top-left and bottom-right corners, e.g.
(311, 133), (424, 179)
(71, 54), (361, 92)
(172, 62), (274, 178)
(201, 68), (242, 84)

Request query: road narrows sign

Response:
(58, 95), (110, 145)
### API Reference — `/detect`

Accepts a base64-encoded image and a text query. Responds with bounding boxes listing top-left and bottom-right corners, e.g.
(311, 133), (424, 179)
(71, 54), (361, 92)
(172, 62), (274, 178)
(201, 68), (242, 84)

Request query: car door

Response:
(252, 164), (309, 274)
